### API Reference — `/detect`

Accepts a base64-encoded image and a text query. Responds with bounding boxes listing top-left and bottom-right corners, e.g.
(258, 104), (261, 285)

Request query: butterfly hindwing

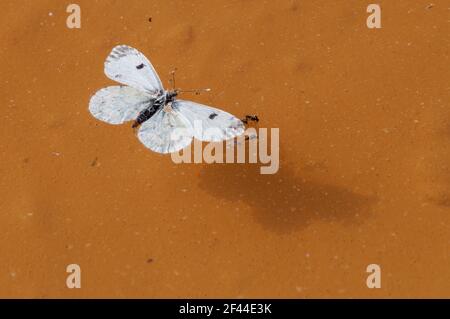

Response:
(137, 107), (194, 154)
(89, 86), (153, 124)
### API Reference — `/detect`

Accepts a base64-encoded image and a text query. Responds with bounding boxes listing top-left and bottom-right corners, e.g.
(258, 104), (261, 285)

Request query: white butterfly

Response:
(89, 45), (245, 154)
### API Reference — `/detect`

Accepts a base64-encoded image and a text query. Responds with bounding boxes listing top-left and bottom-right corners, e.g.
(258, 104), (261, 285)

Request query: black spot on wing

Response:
(136, 63), (145, 70)
(209, 112), (218, 120)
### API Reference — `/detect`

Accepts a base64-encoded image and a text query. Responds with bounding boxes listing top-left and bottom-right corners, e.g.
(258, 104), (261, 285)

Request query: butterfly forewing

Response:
(105, 45), (164, 95)
(173, 100), (245, 142)
(89, 86), (153, 124)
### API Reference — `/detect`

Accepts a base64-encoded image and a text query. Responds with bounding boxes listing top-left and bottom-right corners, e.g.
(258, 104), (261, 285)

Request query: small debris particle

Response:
(91, 157), (98, 167)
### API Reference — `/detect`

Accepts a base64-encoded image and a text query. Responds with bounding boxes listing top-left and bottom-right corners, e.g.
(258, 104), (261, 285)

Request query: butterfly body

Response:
(132, 99), (160, 128)
(131, 90), (179, 128)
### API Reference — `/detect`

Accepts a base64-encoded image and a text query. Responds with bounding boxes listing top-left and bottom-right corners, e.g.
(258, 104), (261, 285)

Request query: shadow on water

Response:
(198, 161), (375, 234)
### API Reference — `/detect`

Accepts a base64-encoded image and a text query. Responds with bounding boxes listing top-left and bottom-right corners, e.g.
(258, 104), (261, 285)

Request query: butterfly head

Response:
(165, 90), (178, 103)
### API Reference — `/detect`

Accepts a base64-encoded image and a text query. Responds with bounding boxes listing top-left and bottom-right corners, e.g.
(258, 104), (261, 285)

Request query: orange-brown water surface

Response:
(0, 0), (449, 298)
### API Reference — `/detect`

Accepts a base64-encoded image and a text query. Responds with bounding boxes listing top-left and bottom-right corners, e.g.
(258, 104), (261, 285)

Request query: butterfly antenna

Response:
(169, 69), (177, 90)
(177, 88), (211, 95)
